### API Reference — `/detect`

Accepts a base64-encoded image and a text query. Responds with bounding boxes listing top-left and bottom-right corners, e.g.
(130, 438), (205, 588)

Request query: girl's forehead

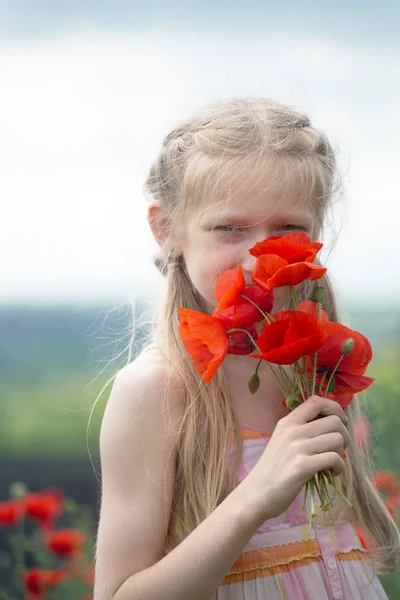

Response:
(181, 155), (322, 228)
(193, 175), (316, 226)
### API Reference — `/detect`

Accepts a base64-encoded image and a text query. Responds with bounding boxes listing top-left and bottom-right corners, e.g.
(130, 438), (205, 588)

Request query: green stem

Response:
(311, 352), (318, 396)
(319, 372), (328, 394)
(290, 363), (306, 401)
(255, 359), (262, 376)
(240, 293), (273, 324)
(302, 481), (309, 511)
(290, 286), (299, 309)
(279, 365), (295, 390)
(227, 328), (290, 397)
(266, 362), (290, 397)
(324, 355), (345, 398)
(309, 477), (316, 529)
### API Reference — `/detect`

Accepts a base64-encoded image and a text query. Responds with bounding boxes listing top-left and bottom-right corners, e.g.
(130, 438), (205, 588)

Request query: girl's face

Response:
(178, 166), (315, 314)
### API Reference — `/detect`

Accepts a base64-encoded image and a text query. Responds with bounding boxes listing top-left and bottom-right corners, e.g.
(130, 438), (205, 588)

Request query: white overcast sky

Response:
(1, 2), (399, 308)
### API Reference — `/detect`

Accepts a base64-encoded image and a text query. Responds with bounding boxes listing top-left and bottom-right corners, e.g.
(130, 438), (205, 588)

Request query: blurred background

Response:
(1, 0), (400, 597)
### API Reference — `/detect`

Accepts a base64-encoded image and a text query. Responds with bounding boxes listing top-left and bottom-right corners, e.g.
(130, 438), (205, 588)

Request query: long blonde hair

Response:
(142, 97), (400, 576)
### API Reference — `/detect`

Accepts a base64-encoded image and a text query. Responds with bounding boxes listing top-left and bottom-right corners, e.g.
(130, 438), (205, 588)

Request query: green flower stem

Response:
(323, 355), (345, 397)
(311, 352), (318, 396)
(302, 480), (309, 511)
(278, 365), (295, 391)
(240, 293), (273, 324)
(266, 363), (290, 398)
(10, 516), (26, 598)
(319, 372), (328, 394)
(226, 328), (290, 397)
(309, 477), (316, 529)
(290, 286), (299, 309)
(255, 359), (262, 376)
(292, 363), (306, 401)
(325, 469), (355, 510)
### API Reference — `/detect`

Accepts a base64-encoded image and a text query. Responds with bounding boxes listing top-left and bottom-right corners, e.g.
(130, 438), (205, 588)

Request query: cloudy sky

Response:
(1, 1), (399, 308)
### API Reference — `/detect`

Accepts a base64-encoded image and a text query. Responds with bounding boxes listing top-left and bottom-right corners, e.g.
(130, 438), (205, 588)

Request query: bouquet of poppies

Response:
(178, 233), (375, 528)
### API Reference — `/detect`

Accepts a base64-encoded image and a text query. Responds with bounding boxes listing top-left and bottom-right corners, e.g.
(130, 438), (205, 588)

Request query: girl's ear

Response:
(147, 200), (181, 252)
(147, 200), (168, 247)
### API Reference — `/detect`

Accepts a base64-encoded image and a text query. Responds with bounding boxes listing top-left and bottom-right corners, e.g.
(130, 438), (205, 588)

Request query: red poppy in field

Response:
(306, 322), (374, 401)
(0, 499), (24, 526)
(249, 233), (327, 291)
(179, 308), (229, 383)
(249, 310), (328, 365)
(385, 494), (400, 521)
(370, 471), (397, 496)
(22, 568), (67, 599)
(23, 488), (64, 530)
(298, 300), (329, 323)
(45, 528), (86, 557)
(354, 415), (371, 452)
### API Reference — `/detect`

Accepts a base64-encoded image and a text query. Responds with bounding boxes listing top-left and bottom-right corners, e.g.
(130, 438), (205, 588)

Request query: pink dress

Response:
(215, 423), (389, 599)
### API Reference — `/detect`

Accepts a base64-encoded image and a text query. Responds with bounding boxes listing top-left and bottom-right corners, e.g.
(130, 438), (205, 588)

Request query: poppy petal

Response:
(179, 308), (229, 383)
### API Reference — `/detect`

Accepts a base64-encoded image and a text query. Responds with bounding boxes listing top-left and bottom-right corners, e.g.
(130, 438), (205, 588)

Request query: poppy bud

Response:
(9, 482), (28, 499)
(341, 338), (354, 355)
(314, 286), (325, 303)
(248, 373), (260, 394)
(286, 393), (302, 410)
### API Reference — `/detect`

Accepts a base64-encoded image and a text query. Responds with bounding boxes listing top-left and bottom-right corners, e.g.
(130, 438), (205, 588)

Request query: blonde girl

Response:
(94, 98), (400, 600)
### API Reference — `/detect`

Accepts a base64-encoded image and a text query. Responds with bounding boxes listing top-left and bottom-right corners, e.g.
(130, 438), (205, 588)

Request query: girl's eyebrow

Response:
(202, 209), (314, 225)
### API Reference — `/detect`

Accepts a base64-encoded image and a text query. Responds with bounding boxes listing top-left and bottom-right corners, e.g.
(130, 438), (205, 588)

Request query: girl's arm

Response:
(94, 350), (266, 600)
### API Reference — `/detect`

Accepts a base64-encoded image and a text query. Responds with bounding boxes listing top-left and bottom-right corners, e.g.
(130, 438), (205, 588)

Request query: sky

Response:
(1, 1), (399, 308)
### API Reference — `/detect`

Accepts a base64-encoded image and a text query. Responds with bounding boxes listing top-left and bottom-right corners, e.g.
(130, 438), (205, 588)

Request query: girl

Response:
(94, 98), (399, 600)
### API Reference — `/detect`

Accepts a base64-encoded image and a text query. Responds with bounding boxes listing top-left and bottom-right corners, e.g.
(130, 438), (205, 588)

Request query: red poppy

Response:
(249, 233), (326, 291)
(45, 528), (86, 557)
(23, 488), (64, 530)
(22, 568), (67, 599)
(252, 254), (327, 291)
(224, 323), (258, 355)
(249, 232), (323, 262)
(0, 499), (24, 526)
(214, 265), (246, 311)
(385, 494), (400, 521)
(306, 322), (374, 401)
(213, 283), (274, 328)
(298, 300), (329, 323)
(354, 416), (371, 452)
(179, 308), (229, 383)
(370, 471), (397, 496)
(249, 310), (328, 365)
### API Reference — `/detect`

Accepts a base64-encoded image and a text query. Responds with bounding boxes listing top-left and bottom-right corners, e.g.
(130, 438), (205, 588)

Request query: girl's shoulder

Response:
(116, 344), (185, 423)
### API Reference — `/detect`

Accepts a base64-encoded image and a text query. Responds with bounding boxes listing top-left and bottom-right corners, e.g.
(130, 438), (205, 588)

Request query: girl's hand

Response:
(245, 395), (350, 523)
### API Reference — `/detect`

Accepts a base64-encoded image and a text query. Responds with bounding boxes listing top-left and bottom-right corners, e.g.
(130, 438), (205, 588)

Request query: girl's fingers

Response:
(302, 415), (350, 449)
(287, 395), (348, 427)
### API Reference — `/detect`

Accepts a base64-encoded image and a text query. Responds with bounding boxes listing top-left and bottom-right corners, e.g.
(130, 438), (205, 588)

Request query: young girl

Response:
(94, 98), (400, 600)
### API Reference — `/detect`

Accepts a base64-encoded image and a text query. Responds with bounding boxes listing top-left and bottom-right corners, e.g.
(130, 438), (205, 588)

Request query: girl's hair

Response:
(142, 97), (400, 577)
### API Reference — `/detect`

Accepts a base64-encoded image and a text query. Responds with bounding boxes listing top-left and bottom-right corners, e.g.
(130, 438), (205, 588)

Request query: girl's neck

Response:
(223, 355), (291, 433)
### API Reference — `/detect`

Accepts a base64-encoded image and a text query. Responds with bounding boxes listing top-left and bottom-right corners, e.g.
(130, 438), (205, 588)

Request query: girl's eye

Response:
(275, 225), (305, 232)
(213, 225), (245, 233)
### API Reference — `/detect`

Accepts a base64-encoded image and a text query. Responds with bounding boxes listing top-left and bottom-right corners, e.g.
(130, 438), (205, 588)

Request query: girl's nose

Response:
(241, 252), (257, 278)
